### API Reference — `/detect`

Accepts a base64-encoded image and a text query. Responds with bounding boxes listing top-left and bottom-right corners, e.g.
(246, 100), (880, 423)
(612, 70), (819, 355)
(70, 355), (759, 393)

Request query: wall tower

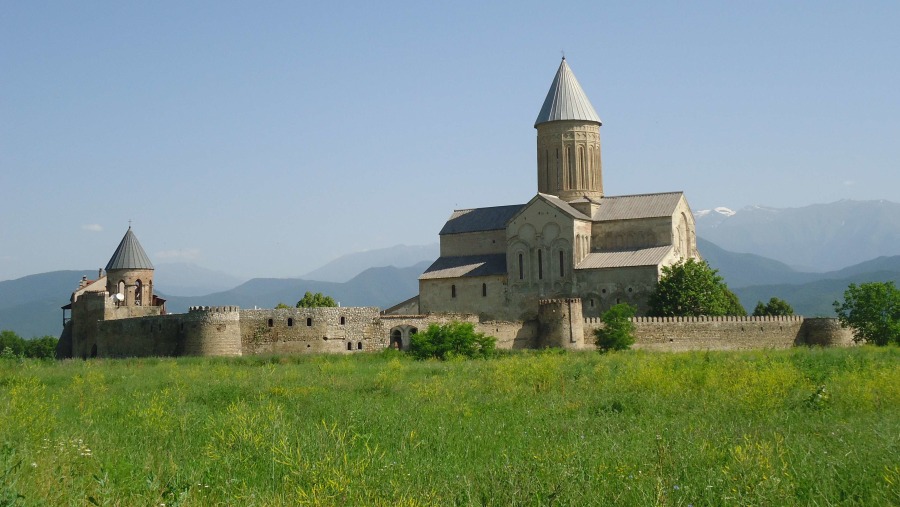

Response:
(535, 58), (603, 202)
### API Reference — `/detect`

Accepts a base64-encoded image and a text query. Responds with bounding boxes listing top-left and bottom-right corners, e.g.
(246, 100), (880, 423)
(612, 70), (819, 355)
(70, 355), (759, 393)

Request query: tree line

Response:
(0, 331), (58, 359)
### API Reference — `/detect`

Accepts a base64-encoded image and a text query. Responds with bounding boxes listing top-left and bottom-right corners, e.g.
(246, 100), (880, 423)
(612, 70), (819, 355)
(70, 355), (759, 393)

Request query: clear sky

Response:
(1, 1), (898, 282)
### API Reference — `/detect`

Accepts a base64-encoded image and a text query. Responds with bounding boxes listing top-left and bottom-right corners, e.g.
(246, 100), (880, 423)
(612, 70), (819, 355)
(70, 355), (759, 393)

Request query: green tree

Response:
(0, 330), (25, 357)
(594, 303), (636, 352)
(409, 322), (496, 360)
(295, 292), (337, 308)
(275, 303), (292, 309)
(648, 259), (746, 317)
(833, 282), (900, 346)
(0, 331), (58, 359)
(24, 336), (58, 359)
(753, 297), (795, 317)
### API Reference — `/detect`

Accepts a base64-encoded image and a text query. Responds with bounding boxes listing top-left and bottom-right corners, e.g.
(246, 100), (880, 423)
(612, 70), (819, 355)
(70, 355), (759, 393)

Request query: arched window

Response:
(267, 319), (273, 327)
(357, 342), (363, 350)
(482, 283), (487, 297)
(134, 279), (143, 306)
(347, 342), (353, 351)
(306, 317), (312, 326)
(287, 318), (293, 327)
(340, 316), (346, 325)
(518, 253), (524, 280)
(451, 285), (456, 298)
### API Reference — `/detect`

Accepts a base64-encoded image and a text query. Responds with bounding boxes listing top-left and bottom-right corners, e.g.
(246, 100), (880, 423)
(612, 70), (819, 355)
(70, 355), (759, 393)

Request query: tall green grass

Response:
(1, 347), (898, 505)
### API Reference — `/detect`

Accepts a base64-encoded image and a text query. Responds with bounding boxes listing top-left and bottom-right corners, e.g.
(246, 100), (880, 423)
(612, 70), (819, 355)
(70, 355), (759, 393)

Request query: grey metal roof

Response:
(439, 204), (525, 235)
(576, 246), (672, 270)
(105, 227), (154, 271)
(594, 192), (684, 221)
(419, 254), (507, 280)
(534, 58), (601, 127)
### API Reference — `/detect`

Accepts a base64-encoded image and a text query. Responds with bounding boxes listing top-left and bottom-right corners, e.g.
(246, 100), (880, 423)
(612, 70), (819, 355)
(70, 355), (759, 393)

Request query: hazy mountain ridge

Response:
(158, 261), (431, 314)
(696, 199), (900, 271)
(302, 244), (439, 283)
(154, 263), (248, 297)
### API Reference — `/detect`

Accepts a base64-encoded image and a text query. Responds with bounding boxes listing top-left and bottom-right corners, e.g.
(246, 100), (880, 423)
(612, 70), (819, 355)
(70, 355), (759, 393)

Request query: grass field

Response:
(1, 347), (898, 506)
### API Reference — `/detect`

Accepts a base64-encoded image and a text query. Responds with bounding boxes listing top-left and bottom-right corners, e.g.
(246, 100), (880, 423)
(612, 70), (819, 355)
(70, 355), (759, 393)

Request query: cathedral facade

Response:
(418, 58), (701, 321)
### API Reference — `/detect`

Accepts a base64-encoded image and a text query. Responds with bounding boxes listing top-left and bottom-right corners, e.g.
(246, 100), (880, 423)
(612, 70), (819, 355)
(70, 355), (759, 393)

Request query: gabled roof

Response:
(576, 246), (673, 269)
(539, 193), (592, 220)
(439, 204), (525, 235)
(594, 192), (684, 221)
(105, 227), (154, 271)
(419, 254), (507, 280)
(534, 58), (601, 127)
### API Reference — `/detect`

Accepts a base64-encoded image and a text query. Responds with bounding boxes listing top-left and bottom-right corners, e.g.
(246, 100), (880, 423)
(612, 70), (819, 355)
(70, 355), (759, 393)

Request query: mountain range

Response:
(2, 199), (899, 338)
(695, 199), (900, 271)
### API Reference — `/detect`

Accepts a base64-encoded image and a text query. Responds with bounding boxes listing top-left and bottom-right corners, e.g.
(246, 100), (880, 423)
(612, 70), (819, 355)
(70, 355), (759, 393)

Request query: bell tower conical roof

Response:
(105, 227), (154, 271)
(534, 58), (601, 127)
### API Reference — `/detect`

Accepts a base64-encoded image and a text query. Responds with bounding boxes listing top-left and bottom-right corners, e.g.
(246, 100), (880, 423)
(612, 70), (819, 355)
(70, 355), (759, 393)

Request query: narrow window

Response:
(357, 342), (363, 350)
(451, 284), (456, 298)
(287, 318), (293, 327)
(267, 319), (273, 327)
(590, 299), (594, 307)
(559, 250), (564, 277)
(518, 253), (524, 280)
(340, 316), (346, 325)
(306, 317), (312, 326)
(568, 148), (576, 188)
(347, 342), (353, 351)
(538, 249), (543, 280)
(482, 283), (487, 297)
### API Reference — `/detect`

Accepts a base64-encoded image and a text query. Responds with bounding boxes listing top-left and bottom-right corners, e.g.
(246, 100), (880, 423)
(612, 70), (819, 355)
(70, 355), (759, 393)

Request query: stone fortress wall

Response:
(83, 298), (854, 359)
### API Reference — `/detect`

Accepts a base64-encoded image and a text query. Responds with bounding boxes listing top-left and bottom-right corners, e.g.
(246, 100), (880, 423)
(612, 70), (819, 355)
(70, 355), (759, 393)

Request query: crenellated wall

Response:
(70, 299), (855, 359)
(579, 314), (854, 351)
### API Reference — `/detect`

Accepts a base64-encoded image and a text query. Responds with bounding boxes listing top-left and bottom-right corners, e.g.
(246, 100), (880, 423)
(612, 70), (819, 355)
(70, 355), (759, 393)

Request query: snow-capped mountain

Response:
(695, 200), (900, 271)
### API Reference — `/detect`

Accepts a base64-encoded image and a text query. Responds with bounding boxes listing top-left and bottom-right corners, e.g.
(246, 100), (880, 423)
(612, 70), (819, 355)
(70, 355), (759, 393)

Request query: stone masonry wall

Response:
(579, 315), (852, 352)
(240, 307), (385, 355)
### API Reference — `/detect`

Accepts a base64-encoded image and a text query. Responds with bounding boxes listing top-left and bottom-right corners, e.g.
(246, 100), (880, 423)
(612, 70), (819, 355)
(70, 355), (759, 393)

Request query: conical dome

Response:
(534, 58), (601, 127)
(105, 227), (154, 271)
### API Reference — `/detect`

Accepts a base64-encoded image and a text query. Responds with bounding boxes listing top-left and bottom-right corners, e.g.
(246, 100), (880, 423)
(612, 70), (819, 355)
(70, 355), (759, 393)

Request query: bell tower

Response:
(534, 58), (603, 202)
(104, 226), (155, 307)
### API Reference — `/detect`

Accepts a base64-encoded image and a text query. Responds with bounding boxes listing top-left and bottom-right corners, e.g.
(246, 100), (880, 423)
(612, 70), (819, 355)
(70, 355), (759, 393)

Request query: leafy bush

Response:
(594, 303), (636, 352)
(408, 322), (496, 360)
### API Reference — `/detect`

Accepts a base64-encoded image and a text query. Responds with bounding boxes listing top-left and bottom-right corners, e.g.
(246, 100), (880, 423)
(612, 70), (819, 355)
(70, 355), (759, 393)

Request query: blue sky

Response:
(1, 1), (898, 281)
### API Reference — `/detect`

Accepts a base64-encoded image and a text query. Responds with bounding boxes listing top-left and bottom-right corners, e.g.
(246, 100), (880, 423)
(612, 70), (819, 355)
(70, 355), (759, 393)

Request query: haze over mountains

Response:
(695, 199), (900, 271)
(1, 200), (898, 338)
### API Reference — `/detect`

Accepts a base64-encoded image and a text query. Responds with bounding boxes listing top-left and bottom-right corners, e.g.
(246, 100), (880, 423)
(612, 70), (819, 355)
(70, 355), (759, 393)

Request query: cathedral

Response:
(416, 58), (701, 321)
(57, 58), (854, 359)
